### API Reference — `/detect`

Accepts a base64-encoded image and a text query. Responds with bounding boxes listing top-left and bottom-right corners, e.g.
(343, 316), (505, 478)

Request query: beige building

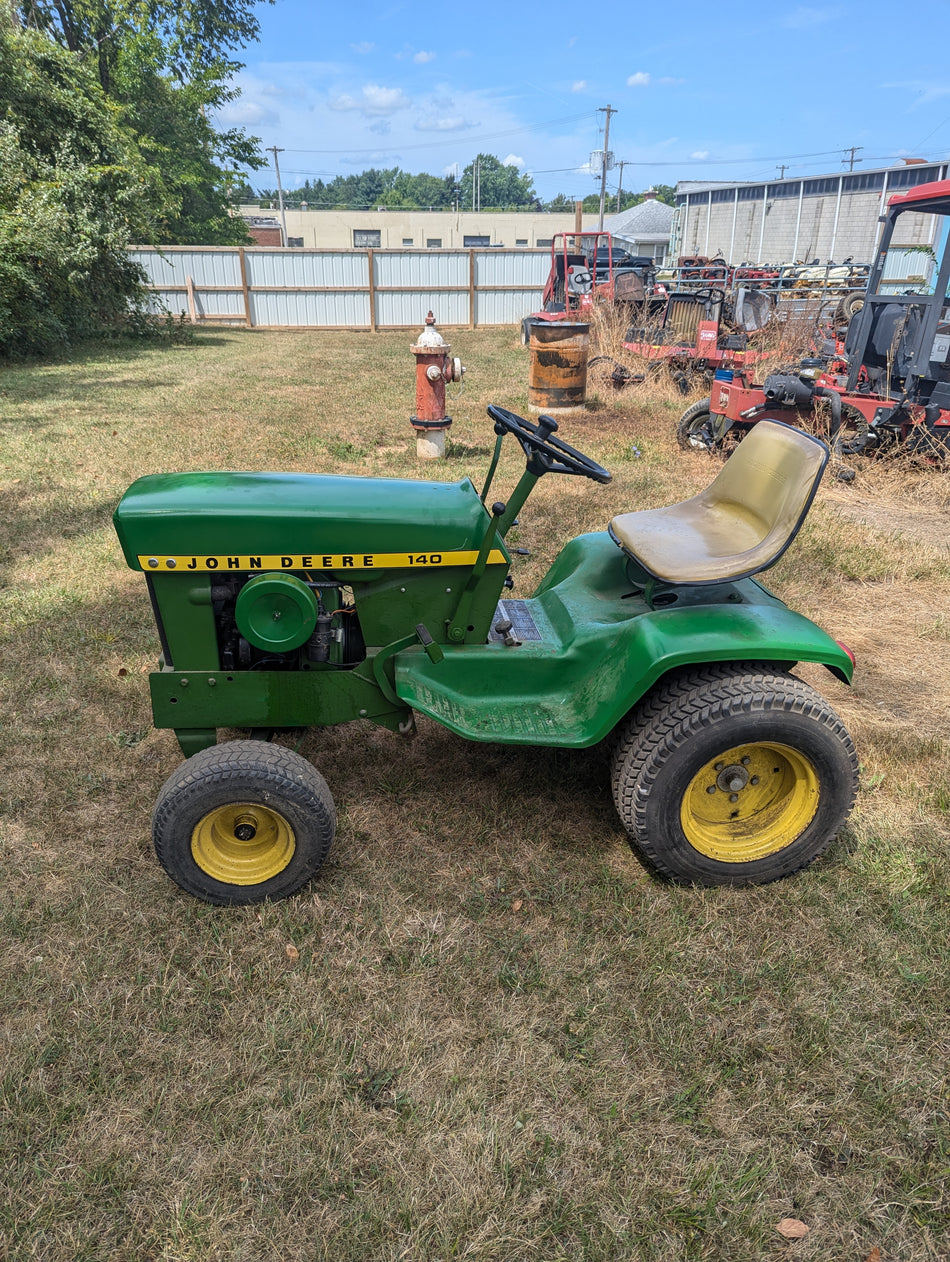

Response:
(239, 207), (602, 251)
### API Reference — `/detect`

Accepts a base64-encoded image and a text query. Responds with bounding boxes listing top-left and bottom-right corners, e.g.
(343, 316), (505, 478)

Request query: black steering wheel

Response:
(694, 287), (726, 307)
(567, 267), (593, 295)
(486, 405), (612, 483)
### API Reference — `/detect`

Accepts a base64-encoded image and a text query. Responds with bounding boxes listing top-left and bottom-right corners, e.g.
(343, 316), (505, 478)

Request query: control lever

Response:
(493, 619), (520, 648)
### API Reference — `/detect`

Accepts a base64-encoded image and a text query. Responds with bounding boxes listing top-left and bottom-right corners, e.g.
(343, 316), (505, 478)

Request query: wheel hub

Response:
(682, 742), (820, 862)
(715, 763), (749, 793)
(191, 802), (296, 885)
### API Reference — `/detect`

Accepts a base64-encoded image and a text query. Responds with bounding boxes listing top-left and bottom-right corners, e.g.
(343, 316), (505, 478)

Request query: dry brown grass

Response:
(1, 329), (949, 1261)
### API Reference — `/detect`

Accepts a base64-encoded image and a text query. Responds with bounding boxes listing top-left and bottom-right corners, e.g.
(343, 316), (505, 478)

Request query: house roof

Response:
(604, 198), (674, 242)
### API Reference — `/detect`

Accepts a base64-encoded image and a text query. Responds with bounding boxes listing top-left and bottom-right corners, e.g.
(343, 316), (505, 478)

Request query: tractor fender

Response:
(394, 597), (853, 750)
(611, 601), (854, 718)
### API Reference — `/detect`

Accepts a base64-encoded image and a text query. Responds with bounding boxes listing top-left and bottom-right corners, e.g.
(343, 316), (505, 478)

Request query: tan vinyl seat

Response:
(608, 421), (828, 584)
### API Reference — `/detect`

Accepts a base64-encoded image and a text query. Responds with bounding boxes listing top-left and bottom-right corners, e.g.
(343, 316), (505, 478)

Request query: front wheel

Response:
(152, 740), (336, 905)
(611, 665), (858, 885)
(676, 397), (716, 451)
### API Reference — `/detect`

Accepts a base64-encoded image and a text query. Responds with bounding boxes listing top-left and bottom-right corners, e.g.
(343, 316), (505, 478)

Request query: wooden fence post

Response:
(367, 249), (377, 332)
(238, 248), (252, 327)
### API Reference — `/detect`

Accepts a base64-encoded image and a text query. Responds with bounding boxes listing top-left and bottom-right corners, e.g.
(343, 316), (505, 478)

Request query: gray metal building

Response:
(672, 161), (948, 265)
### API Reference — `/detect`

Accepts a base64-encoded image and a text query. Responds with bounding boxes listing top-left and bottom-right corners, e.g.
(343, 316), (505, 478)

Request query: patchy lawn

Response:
(1, 329), (948, 1261)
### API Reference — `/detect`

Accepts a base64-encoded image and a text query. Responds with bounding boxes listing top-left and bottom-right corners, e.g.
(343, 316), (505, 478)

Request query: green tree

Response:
(461, 154), (538, 210)
(14, 0), (267, 243)
(0, 24), (160, 355)
(544, 193), (575, 212)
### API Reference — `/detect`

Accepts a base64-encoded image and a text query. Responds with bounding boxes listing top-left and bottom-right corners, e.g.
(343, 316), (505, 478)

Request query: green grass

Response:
(1, 330), (949, 1260)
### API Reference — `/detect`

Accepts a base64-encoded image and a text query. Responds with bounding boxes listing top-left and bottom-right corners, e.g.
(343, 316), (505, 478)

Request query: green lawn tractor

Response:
(113, 408), (859, 904)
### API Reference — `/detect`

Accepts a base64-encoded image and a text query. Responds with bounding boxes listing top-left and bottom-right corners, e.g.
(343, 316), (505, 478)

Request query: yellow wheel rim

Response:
(191, 803), (296, 885)
(680, 742), (819, 862)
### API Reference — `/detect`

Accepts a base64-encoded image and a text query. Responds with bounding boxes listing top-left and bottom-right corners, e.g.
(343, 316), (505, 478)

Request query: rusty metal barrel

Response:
(526, 319), (589, 413)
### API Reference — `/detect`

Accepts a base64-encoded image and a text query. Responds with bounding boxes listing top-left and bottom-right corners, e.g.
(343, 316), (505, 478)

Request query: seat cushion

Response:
(609, 421), (827, 584)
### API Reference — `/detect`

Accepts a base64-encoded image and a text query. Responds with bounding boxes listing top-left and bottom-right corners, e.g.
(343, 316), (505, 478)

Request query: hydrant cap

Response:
(413, 311), (448, 350)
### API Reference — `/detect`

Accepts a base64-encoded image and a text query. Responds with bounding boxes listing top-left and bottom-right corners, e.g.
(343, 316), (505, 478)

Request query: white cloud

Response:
(330, 83), (412, 117)
(350, 42), (374, 54)
(502, 153), (525, 168)
(571, 80), (587, 93)
(627, 72), (650, 87)
(414, 50), (436, 64)
(691, 150), (709, 159)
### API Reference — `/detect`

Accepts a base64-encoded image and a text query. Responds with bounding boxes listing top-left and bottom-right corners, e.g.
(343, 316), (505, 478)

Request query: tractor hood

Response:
(114, 471), (493, 572)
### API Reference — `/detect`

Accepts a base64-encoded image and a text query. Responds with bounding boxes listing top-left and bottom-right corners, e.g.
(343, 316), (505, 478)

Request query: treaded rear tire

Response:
(152, 740), (335, 905)
(676, 396), (715, 451)
(611, 664), (858, 886)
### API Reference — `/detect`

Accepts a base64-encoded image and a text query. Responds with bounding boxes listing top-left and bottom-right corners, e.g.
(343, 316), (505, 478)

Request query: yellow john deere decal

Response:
(139, 550), (507, 572)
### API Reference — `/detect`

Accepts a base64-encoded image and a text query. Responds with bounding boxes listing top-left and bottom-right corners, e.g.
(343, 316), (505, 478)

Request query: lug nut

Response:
(706, 785), (717, 795)
(729, 793), (739, 803)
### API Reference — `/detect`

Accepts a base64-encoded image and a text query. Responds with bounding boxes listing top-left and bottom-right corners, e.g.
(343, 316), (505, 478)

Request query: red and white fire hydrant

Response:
(410, 311), (464, 458)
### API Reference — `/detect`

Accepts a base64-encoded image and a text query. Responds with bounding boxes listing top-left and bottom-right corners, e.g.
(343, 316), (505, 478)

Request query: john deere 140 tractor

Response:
(114, 407), (858, 904)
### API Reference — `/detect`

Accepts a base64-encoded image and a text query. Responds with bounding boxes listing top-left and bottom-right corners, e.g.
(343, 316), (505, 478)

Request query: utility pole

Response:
(267, 146), (288, 246)
(842, 146), (863, 172)
(776, 164), (788, 179)
(597, 104), (616, 231)
(615, 159), (628, 212)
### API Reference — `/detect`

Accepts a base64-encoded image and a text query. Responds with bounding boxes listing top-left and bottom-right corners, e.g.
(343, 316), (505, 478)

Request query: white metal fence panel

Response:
(250, 288), (371, 327)
(881, 246), (936, 291)
(473, 250), (549, 325)
(129, 245), (551, 328)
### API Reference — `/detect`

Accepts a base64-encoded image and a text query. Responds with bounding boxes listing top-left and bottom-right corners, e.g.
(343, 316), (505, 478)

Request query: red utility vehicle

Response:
(624, 286), (773, 392)
(677, 177), (950, 460)
(521, 232), (666, 343)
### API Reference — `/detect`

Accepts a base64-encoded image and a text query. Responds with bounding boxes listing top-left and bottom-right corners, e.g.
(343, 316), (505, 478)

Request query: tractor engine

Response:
(203, 572), (366, 673)
(761, 359), (826, 409)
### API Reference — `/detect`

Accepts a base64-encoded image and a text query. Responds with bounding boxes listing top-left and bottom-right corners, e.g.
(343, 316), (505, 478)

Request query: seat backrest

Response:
(704, 420), (827, 551)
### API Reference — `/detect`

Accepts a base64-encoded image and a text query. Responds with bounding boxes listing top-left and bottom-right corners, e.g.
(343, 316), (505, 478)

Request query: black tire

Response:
(676, 396), (716, 451)
(611, 665), (858, 886)
(841, 292), (865, 320)
(520, 317), (532, 346)
(152, 740), (336, 905)
(671, 369), (692, 395)
(834, 403), (874, 456)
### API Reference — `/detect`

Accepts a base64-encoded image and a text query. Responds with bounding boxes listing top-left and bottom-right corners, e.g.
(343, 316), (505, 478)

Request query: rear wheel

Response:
(611, 665), (858, 885)
(676, 397), (716, 451)
(834, 403), (874, 456)
(152, 740), (335, 905)
(838, 292), (865, 322)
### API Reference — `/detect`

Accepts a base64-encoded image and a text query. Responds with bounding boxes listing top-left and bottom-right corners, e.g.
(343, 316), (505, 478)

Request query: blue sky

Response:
(219, 0), (950, 200)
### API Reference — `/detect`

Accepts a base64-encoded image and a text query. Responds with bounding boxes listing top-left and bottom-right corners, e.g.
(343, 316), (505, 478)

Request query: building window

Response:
(536, 238), (553, 247)
(463, 235), (491, 247)
(402, 238), (413, 246)
(426, 238), (442, 248)
(711, 189), (733, 204)
(842, 172), (885, 193)
(888, 165), (941, 189)
(737, 185), (766, 202)
(353, 229), (381, 248)
(770, 181), (801, 199)
(803, 177), (839, 197)
(516, 238), (528, 245)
